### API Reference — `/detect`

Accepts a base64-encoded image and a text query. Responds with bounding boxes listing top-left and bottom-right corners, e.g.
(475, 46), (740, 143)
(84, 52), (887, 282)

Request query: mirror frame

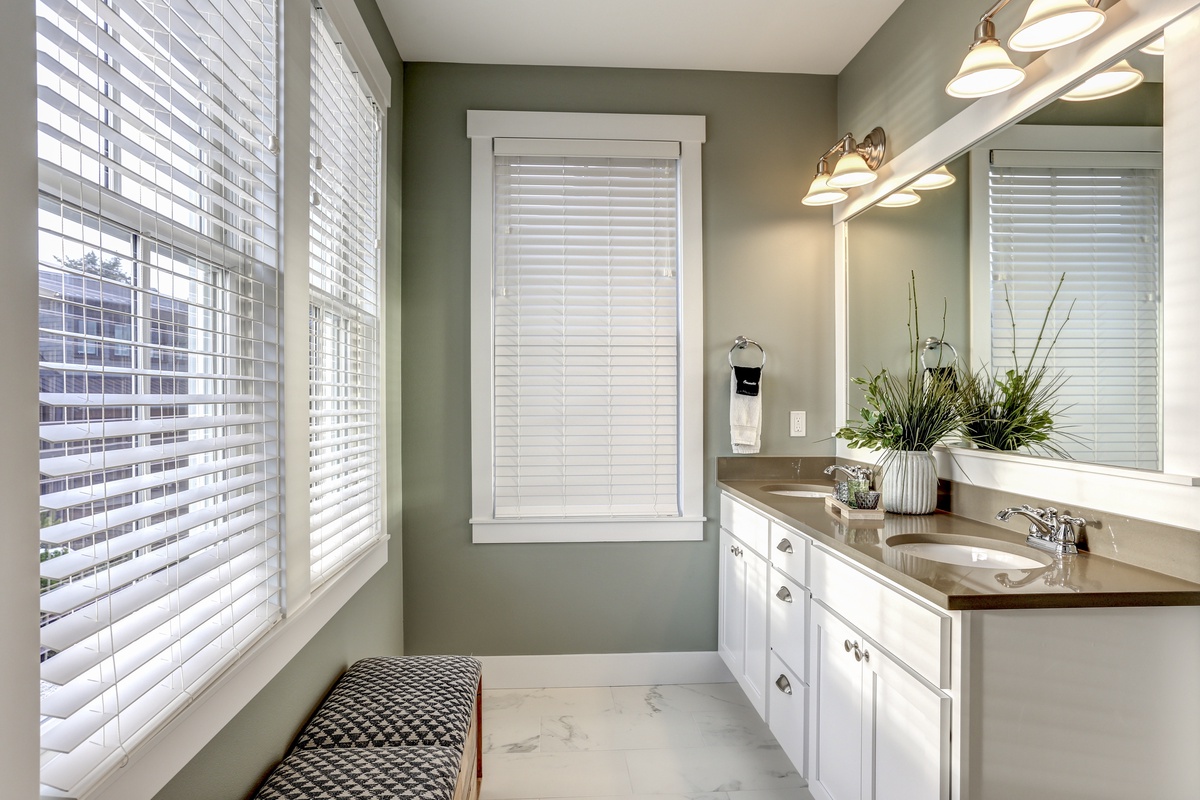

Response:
(833, 0), (1200, 530)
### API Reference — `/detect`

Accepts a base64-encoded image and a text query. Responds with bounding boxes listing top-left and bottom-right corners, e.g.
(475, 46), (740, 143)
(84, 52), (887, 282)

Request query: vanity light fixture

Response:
(801, 128), (886, 205)
(1061, 58), (1144, 101)
(827, 128), (886, 189)
(801, 157), (849, 206)
(946, 11), (1025, 98)
(877, 188), (922, 207)
(911, 164), (957, 190)
(1008, 0), (1105, 52)
(1140, 34), (1165, 55)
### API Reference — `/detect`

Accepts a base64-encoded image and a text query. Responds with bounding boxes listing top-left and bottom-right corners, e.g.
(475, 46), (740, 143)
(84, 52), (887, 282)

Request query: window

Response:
(308, 4), (383, 585)
(31, 0), (389, 795)
(971, 127), (1162, 470)
(36, 0), (282, 790)
(468, 111), (706, 543)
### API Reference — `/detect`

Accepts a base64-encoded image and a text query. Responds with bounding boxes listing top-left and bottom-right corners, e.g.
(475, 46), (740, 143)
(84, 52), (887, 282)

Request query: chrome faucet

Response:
(824, 464), (872, 482)
(995, 504), (1087, 557)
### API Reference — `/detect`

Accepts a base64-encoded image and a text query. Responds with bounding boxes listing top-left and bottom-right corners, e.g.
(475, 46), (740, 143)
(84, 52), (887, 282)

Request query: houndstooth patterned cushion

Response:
(255, 746), (459, 800)
(295, 655), (482, 751)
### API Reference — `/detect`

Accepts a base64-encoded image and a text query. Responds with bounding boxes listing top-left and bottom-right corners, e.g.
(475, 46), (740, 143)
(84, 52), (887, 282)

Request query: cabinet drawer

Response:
(811, 545), (950, 688)
(770, 520), (809, 586)
(768, 653), (808, 780)
(720, 493), (769, 557)
(770, 569), (807, 681)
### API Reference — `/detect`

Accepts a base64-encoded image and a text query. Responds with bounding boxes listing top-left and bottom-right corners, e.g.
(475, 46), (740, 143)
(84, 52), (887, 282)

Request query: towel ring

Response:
(729, 336), (766, 369)
(920, 336), (959, 370)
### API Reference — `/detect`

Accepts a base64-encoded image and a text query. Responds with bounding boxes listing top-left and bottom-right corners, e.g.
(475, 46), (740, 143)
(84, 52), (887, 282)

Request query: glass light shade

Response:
(802, 172), (848, 206)
(877, 189), (921, 208)
(828, 150), (877, 188)
(911, 165), (956, 190)
(946, 40), (1026, 98)
(1140, 35), (1165, 56)
(1008, 0), (1105, 52)
(1061, 60), (1144, 102)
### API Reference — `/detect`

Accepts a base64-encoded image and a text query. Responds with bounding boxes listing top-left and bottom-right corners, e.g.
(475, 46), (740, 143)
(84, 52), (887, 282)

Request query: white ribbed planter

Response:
(882, 450), (938, 515)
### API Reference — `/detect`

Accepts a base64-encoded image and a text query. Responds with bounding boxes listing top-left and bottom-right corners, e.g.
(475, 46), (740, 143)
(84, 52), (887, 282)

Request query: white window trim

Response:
(467, 110), (706, 544)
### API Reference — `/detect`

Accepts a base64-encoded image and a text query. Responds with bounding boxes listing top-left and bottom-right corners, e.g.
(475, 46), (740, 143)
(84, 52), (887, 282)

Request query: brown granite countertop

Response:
(718, 479), (1200, 611)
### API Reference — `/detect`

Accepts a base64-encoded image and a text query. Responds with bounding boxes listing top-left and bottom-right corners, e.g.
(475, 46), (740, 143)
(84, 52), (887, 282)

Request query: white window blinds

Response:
(987, 155), (1161, 470)
(308, 5), (383, 585)
(492, 148), (681, 519)
(35, 0), (281, 793)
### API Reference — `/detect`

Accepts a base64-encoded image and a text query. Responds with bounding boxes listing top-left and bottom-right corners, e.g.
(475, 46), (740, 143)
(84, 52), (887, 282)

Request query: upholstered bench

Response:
(255, 655), (483, 800)
(255, 747), (461, 800)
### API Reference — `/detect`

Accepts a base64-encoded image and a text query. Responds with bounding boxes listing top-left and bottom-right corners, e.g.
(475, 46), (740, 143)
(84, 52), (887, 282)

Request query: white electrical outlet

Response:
(790, 411), (807, 437)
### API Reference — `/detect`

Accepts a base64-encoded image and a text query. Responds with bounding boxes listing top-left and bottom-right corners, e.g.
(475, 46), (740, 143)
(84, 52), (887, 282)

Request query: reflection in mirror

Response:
(847, 45), (1163, 472)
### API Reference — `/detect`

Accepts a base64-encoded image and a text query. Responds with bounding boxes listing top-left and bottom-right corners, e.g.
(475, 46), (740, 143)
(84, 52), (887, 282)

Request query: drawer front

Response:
(770, 520), (809, 586)
(770, 569), (808, 681)
(810, 545), (949, 688)
(768, 653), (808, 780)
(720, 493), (769, 558)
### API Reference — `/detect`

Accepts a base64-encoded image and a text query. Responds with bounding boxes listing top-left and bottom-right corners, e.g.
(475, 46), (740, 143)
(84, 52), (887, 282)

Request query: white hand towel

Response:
(730, 371), (762, 454)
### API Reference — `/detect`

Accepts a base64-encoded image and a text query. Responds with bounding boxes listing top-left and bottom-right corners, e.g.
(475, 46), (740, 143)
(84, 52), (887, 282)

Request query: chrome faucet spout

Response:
(995, 504), (1086, 557)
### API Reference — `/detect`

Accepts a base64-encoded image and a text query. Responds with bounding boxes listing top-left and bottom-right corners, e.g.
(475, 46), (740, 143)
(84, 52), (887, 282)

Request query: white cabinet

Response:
(718, 524), (769, 718)
(809, 603), (949, 800)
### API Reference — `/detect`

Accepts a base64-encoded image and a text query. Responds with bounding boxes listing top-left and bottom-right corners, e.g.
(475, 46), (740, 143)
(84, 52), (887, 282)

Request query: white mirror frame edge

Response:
(833, 0), (1200, 531)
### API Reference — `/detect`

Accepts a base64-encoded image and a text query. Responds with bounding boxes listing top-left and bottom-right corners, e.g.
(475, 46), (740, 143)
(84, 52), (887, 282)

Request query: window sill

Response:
(470, 517), (706, 544)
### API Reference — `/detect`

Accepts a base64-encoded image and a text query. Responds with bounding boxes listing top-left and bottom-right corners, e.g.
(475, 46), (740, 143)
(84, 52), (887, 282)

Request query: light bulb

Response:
(828, 150), (877, 189)
(877, 189), (922, 208)
(1140, 35), (1165, 56)
(1008, 0), (1105, 52)
(802, 171), (848, 206)
(1061, 59), (1144, 102)
(947, 39), (1026, 98)
(911, 165), (956, 191)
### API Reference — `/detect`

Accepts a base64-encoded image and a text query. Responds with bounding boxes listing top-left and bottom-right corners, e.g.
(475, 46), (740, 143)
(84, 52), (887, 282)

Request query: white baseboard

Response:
(477, 651), (732, 689)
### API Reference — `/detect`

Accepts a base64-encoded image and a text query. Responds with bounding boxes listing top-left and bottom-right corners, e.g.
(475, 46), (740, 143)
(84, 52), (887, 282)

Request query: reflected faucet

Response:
(995, 504), (1087, 557)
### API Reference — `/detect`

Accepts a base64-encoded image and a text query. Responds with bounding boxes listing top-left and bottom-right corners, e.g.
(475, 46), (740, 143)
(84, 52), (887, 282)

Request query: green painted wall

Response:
(846, 152), (970, 409)
(400, 63), (838, 656)
(151, 0), (405, 797)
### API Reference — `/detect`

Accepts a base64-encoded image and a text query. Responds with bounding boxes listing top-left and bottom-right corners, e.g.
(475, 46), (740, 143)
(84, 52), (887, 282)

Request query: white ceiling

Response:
(376, 0), (908, 75)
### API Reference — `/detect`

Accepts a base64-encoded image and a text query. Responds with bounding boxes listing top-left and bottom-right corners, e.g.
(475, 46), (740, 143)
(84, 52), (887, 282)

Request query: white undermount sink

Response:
(885, 533), (1053, 570)
(761, 483), (832, 498)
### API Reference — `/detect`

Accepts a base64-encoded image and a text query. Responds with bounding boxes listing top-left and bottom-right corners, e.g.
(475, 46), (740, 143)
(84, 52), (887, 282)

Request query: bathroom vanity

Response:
(717, 480), (1200, 800)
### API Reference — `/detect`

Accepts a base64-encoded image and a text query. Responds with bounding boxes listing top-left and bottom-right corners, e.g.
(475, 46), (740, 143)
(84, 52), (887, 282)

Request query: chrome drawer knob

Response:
(776, 538), (794, 554)
(776, 586), (793, 603)
(775, 674), (793, 695)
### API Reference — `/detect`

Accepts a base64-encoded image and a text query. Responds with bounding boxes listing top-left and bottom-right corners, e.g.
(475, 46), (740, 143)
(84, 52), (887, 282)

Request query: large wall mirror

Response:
(834, 3), (1200, 530)
(847, 44), (1163, 472)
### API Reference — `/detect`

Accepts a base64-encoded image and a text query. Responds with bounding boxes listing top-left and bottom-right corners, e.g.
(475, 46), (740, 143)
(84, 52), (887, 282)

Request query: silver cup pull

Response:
(775, 674), (793, 695)
(775, 586), (793, 603)
(776, 538), (794, 554)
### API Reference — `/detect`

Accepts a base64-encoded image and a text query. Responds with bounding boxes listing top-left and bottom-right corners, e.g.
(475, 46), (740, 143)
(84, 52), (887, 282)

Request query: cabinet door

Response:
(865, 640), (950, 800)
(718, 529), (745, 678)
(809, 604), (864, 800)
(742, 547), (769, 718)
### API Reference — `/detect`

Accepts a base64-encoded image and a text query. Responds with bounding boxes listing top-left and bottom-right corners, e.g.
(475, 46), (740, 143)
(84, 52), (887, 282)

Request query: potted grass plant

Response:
(956, 275), (1076, 458)
(836, 274), (961, 514)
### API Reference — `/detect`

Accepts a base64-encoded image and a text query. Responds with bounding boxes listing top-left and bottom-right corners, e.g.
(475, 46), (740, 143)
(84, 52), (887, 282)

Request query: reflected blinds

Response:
(492, 150), (682, 519)
(988, 156), (1161, 469)
(35, 0), (281, 792)
(308, 5), (383, 584)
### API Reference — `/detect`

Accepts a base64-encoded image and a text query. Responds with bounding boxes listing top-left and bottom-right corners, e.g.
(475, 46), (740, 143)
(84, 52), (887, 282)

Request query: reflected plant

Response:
(957, 275), (1078, 457)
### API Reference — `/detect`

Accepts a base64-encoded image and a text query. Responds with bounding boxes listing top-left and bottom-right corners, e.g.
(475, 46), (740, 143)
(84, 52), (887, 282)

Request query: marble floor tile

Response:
(728, 789), (817, 800)
(610, 684), (751, 716)
(481, 751), (633, 799)
(624, 746), (802, 795)
(482, 710), (542, 754)
(484, 686), (618, 717)
(693, 707), (778, 748)
(541, 711), (707, 752)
